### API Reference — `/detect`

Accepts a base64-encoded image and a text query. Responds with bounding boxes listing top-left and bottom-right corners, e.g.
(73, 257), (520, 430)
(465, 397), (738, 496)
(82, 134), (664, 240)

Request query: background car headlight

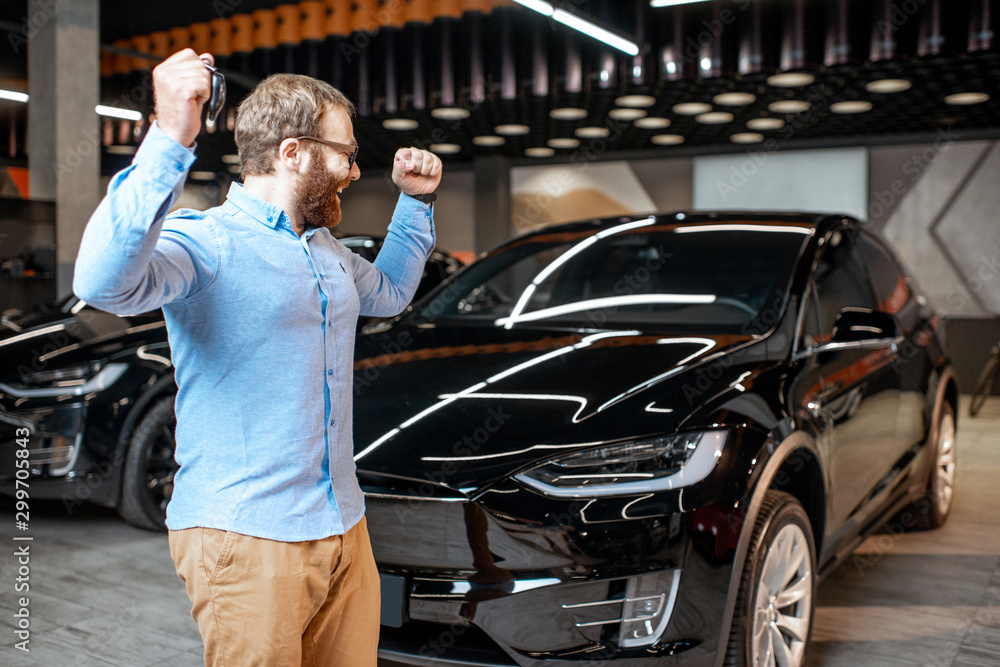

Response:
(2, 362), (128, 398)
(514, 430), (727, 498)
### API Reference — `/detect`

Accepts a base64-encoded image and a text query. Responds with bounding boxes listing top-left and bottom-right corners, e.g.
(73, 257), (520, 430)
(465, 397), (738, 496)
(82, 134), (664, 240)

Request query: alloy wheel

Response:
(932, 411), (956, 518)
(751, 523), (813, 667)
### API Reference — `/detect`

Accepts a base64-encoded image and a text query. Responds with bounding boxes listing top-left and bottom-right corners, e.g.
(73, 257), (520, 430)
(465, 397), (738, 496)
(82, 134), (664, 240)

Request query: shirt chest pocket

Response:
(319, 259), (361, 324)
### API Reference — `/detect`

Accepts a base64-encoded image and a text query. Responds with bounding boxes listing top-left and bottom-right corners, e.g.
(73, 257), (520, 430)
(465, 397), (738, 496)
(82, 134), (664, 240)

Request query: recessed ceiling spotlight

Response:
(429, 143), (462, 154)
(731, 132), (765, 144)
(575, 126), (611, 138)
(651, 134), (685, 145)
(383, 118), (419, 130)
(105, 145), (138, 155)
(615, 94), (656, 107)
(866, 78), (912, 94)
(768, 100), (811, 113)
(714, 92), (756, 106)
(495, 124), (531, 135)
(831, 100), (873, 114)
(634, 116), (671, 129)
(548, 137), (580, 149)
(767, 72), (816, 87)
(526, 147), (556, 158)
(473, 135), (506, 146)
(673, 102), (712, 115)
(608, 108), (648, 121)
(746, 117), (785, 130)
(431, 107), (471, 120)
(945, 92), (989, 105)
(221, 154), (241, 164)
(696, 111), (734, 124)
(550, 107), (588, 120)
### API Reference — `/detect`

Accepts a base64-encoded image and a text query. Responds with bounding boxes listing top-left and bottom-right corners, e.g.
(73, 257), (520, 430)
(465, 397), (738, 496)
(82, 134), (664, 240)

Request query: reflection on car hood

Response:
(352, 324), (752, 492)
(0, 306), (163, 380)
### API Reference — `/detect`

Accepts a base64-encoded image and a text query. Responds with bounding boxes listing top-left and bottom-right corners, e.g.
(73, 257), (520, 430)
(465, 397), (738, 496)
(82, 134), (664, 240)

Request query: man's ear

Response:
(277, 137), (304, 173)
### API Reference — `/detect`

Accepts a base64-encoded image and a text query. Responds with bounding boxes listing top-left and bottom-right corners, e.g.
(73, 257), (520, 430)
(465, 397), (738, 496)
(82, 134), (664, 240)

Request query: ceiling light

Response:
(189, 171), (217, 180)
(550, 107), (588, 120)
(747, 117), (785, 130)
(714, 92), (756, 106)
(731, 133), (765, 144)
(768, 100), (810, 113)
(830, 100), (873, 114)
(945, 92), (989, 105)
(511, 0), (554, 16)
(866, 78), (912, 94)
(767, 72), (816, 87)
(105, 145), (138, 155)
(673, 102), (712, 115)
(616, 94), (656, 108)
(429, 143), (462, 154)
(609, 108), (647, 121)
(635, 117), (671, 129)
(650, 0), (713, 6)
(0, 89), (29, 103)
(96, 105), (143, 121)
(221, 154), (241, 164)
(383, 118), (419, 130)
(495, 124), (531, 136)
(696, 112), (734, 124)
(431, 107), (471, 120)
(548, 138), (580, 149)
(651, 134), (685, 145)
(473, 135), (506, 146)
(551, 9), (639, 56)
(575, 126), (611, 138)
(227, 164), (242, 174)
(526, 147), (556, 157)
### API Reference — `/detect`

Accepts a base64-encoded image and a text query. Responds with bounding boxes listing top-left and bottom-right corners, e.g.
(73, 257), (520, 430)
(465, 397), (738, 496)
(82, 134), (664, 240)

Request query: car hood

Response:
(0, 305), (164, 380)
(352, 323), (753, 492)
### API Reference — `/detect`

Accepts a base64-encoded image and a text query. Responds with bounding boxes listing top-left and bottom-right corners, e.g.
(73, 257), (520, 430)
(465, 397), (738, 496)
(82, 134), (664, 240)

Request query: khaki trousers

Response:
(168, 517), (380, 667)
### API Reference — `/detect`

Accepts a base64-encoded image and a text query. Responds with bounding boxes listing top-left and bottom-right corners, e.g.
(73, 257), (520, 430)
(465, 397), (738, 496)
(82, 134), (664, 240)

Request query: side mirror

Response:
(830, 308), (900, 344)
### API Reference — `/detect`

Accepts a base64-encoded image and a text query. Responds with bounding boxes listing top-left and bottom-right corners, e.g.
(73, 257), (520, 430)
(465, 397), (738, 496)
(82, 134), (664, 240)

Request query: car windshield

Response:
(418, 219), (812, 332)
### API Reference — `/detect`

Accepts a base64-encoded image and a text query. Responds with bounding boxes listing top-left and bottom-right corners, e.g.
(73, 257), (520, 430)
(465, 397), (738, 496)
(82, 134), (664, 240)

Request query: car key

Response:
(203, 61), (226, 131)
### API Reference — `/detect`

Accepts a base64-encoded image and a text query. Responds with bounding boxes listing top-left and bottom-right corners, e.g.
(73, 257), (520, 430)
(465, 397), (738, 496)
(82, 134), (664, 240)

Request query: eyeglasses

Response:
(295, 136), (360, 170)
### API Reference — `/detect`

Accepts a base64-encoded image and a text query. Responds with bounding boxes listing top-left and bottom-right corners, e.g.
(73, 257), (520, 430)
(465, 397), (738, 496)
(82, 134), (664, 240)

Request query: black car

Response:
(351, 212), (957, 667)
(0, 235), (462, 530)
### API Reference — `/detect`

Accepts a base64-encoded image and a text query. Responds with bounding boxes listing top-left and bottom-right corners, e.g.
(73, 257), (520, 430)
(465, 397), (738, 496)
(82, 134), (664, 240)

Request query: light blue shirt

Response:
(73, 123), (435, 541)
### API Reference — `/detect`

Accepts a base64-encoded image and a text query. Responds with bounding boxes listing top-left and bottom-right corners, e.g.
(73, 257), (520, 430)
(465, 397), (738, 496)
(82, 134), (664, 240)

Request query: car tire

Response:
(724, 490), (816, 667)
(118, 396), (177, 532)
(909, 402), (957, 531)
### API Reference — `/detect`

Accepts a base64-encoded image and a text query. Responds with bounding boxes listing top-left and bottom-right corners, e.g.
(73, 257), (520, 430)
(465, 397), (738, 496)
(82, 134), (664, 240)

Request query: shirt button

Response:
(327, 370), (333, 375)
(267, 216), (273, 223)
(330, 419), (336, 426)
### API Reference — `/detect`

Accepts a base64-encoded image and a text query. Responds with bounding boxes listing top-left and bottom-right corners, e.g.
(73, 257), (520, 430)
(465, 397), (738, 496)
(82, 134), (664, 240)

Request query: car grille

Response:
(0, 403), (85, 477)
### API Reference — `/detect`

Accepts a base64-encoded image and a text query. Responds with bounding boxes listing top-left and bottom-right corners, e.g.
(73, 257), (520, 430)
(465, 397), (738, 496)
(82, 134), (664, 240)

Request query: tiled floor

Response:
(1, 396), (998, 666)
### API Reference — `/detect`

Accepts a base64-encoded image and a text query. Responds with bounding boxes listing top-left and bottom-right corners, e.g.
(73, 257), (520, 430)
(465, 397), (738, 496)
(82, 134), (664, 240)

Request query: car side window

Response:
(807, 228), (878, 345)
(857, 234), (912, 317)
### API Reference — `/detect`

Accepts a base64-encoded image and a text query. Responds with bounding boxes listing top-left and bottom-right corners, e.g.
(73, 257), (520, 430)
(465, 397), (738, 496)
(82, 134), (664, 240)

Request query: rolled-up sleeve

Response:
(73, 123), (218, 314)
(349, 193), (436, 317)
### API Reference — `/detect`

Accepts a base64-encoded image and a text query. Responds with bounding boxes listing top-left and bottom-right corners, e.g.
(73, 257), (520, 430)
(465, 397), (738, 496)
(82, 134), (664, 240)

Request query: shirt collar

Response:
(225, 182), (291, 230)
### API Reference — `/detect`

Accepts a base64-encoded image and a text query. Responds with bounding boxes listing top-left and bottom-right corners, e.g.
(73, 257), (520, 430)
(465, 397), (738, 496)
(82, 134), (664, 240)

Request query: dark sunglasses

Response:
(295, 136), (360, 170)
(204, 62), (226, 130)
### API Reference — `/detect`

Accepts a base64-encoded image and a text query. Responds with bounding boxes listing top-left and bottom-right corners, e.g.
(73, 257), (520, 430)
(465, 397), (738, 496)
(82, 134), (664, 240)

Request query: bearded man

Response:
(73, 49), (441, 665)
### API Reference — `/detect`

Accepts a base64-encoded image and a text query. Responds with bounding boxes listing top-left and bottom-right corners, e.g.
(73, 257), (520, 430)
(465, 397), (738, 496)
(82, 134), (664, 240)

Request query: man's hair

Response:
(234, 73), (355, 178)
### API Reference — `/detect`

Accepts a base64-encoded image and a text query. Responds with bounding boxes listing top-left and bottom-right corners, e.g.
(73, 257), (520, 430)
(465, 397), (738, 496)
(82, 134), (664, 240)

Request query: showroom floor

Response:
(1, 396), (998, 667)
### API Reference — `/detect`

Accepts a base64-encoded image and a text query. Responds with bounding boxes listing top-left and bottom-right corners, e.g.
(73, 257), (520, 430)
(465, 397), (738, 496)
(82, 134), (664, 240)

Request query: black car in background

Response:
(0, 235), (462, 530)
(351, 212), (957, 667)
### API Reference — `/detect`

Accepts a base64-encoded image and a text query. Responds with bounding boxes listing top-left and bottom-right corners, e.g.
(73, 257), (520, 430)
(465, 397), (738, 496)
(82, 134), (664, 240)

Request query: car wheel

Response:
(910, 402), (957, 530)
(725, 490), (816, 667)
(118, 396), (177, 532)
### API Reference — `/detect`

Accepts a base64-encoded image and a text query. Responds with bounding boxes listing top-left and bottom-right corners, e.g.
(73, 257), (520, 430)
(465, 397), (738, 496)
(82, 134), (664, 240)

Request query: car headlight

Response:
(1, 362), (128, 398)
(514, 430), (727, 498)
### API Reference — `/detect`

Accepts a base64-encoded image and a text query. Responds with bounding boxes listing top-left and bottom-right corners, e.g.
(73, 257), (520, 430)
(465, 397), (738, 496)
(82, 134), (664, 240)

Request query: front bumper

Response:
(366, 480), (739, 667)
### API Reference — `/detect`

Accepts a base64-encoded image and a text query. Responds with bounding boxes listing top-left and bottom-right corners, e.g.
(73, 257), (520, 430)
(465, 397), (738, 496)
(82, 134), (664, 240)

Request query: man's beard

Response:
(295, 151), (350, 230)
